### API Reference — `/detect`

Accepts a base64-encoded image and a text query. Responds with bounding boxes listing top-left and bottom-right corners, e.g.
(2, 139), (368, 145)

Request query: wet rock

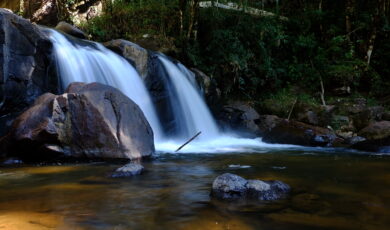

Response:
(1, 82), (154, 160)
(0, 9), (57, 136)
(104, 39), (149, 78)
(358, 121), (390, 140)
(262, 119), (343, 147)
(211, 173), (290, 201)
(191, 68), (221, 112)
(211, 173), (248, 200)
(382, 111), (390, 121)
(55, 21), (86, 39)
(247, 180), (290, 201)
(218, 101), (261, 136)
(351, 121), (390, 152)
(110, 162), (144, 178)
(347, 136), (366, 145)
(255, 115), (283, 135)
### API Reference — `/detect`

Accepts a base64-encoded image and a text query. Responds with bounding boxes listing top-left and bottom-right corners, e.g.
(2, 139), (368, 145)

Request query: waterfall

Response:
(47, 29), (287, 153)
(48, 29), (164, 141)
(156, 55), (220, 140)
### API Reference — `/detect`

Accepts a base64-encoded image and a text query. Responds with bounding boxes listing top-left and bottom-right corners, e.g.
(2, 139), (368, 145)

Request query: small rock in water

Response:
(110, 162), (144, 178)
(228, 164), (251, 169)
(271, 166), (286, 170)
(211, 173), (248, 200)
(211, 173), (290, 201)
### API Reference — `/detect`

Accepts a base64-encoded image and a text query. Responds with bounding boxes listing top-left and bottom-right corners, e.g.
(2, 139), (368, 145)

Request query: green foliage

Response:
(80, 0), (390, 105)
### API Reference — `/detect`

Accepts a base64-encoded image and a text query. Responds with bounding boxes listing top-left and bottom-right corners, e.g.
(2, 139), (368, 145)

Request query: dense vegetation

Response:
(81, 0), (390, 109)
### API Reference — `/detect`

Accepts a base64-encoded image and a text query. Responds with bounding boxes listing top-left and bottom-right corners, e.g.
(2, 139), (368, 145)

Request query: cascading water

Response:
(48, 29), (293, 153)
(156, 55), (220, 140)
(48, 29), (164, 141)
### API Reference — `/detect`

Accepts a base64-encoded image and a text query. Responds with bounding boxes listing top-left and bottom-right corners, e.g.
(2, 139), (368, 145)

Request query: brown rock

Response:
(104, 39), (149, 78)
(2, 83), (155, 160)
(262, 119), (343, 147)
(0, 9), (57, 136)
(358, 121), (390, 140)
(55, 21), (86, 39)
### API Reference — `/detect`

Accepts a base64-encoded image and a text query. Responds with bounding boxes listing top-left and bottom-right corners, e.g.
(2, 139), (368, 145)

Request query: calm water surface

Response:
(0, 150), (389, 230)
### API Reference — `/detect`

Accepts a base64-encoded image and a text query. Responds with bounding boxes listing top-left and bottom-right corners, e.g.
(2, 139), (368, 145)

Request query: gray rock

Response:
(0, 9), (58, 136)
(1, 82), (155, 160)
(104, 39), (149, 78)
(211, 173), (290, 201)
(347, 136), (366, 145)
(55, 21), (86, 39)
(247, 179), (290, 201)
(111, 162), (144, 178)
(211, 173), (248, 200)
(218, 101), (261, 136)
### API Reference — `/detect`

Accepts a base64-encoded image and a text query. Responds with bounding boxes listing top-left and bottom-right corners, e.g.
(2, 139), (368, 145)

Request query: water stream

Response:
(0, 151), (388, 229)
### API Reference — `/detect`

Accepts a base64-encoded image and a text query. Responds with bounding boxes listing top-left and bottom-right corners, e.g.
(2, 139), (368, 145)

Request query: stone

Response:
(351, 121), (390, 152)
(211, 173), (290, 201)
(110, 162), (144, 178)
(1, 82), (155, 161)
(104, 39), (149, 78)
(262, 119), (344, 147)
(191, 68), (221, 111)
(358, 121), (390, 140)
(211, 173), (248, 200)
(218, 101), (261, 136)
(0, 9), (58, 136)
(347, 136), (366, 145)
(55, 21), (86, 39)
(256, 115), (283, 135)
(383, 111), (390, 121)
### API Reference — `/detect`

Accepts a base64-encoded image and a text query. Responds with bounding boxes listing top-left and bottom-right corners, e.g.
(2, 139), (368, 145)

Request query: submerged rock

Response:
(1, 82), (154, 160)
(211, 173), (290, 201)
(110, 162), (144, 178)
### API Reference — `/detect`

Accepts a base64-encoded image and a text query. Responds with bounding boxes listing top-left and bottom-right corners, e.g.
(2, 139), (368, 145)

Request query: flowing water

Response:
(15, 29), (387, 230)
(48, 29), (272, 153)
(49, 29), (164, 141)
(0, 150), (389, 230)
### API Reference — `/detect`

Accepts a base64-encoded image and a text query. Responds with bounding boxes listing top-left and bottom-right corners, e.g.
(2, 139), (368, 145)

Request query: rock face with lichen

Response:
(1, 82), (155, 160)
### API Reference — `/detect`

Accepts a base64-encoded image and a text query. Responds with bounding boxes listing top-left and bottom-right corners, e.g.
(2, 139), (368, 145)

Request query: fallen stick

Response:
(175, 131), (202, 152)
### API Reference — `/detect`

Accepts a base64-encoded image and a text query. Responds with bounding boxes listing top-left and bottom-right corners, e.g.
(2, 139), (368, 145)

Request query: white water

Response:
(49, 29), (164, 141)
(157, 56), (220, 140)
(48, 29), (296, 153)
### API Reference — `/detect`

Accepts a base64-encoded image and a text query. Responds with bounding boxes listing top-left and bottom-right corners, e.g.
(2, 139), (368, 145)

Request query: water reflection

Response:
(0, 151), (389, 229)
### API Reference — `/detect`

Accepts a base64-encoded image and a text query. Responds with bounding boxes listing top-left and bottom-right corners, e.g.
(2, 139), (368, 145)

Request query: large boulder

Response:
(211, 173), (290, 201)
(352, 121), (390, 153)
(217, 101), (261, 136)
(1, 82), (155, 160)
(104, 39), (149, 78)
(0, 9), (57, 136)
(262, 119), (344, 147)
